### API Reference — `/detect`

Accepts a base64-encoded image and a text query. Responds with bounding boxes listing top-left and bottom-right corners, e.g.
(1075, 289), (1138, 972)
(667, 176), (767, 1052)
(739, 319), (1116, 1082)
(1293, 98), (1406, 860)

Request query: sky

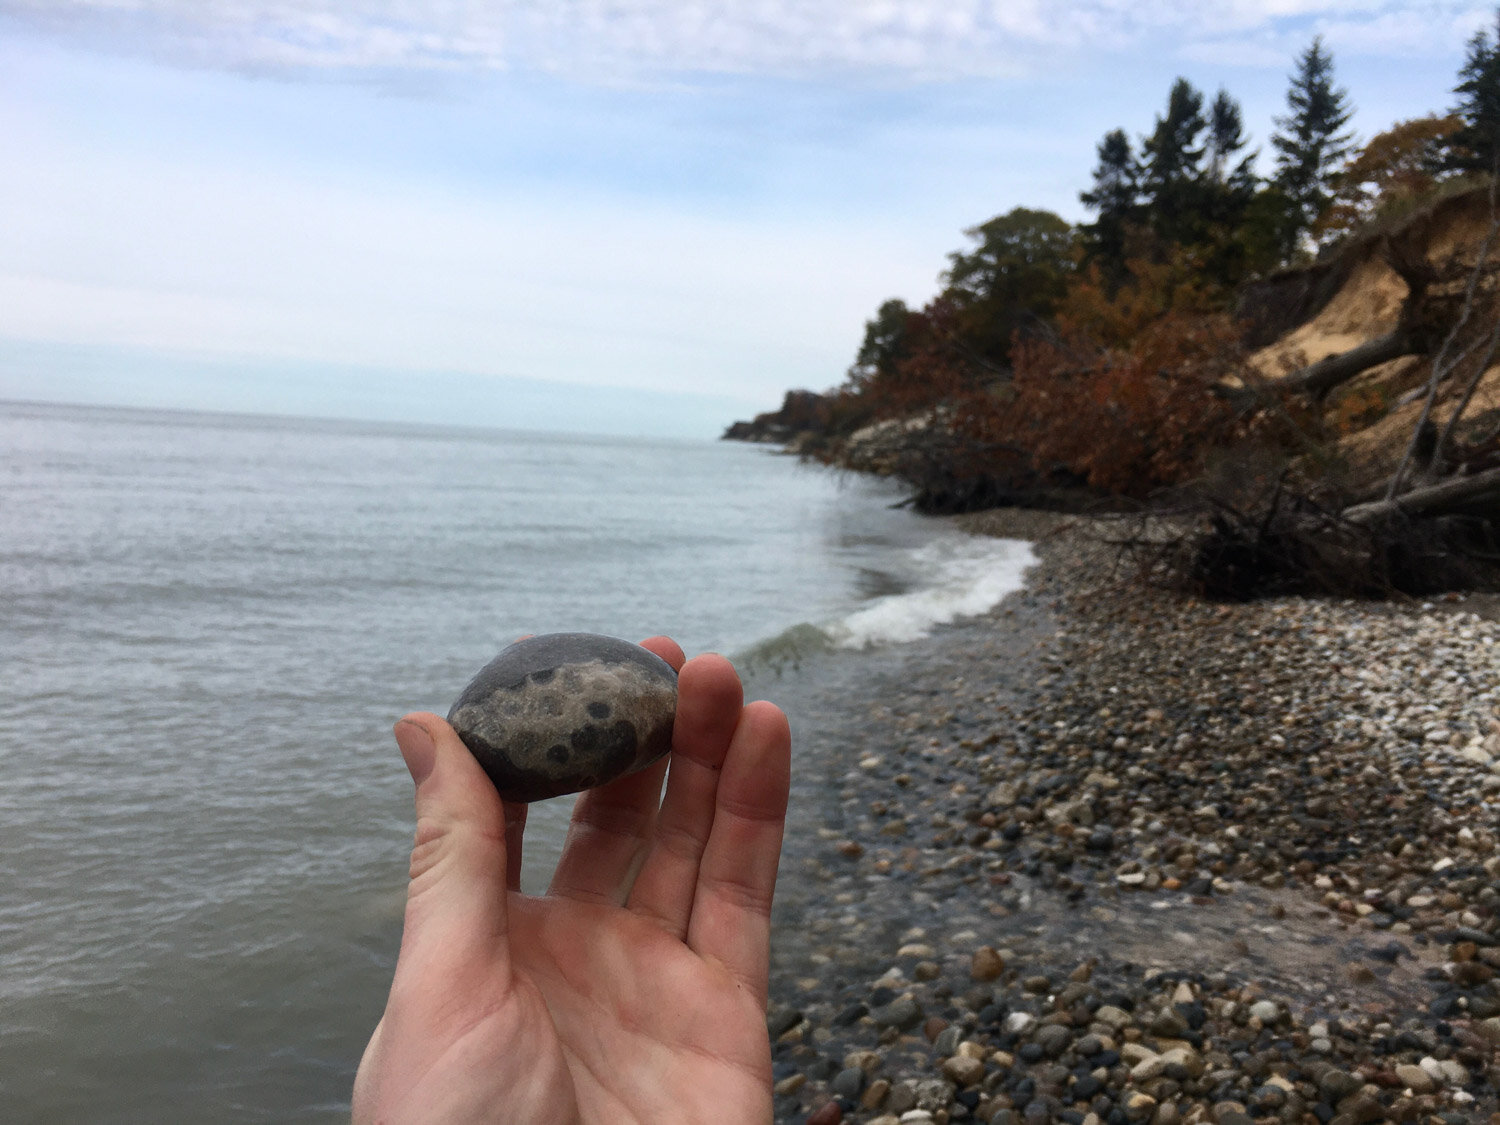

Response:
(0, 2), (1492, 438)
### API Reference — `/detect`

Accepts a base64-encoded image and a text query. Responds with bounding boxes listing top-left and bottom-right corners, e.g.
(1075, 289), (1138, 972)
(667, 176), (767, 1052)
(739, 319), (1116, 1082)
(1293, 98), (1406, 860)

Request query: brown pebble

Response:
(773, 1073), (806, 1096)
(970, 946), (1005, 981)
(940, 1054), (984, 1087)
(806, 1102), (842, 1125)
(922, 1016), (948, 1042)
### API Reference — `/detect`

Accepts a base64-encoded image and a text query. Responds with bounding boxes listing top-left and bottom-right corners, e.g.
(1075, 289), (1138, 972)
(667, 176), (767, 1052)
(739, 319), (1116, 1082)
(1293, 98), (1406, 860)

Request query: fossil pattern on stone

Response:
(448, 633), (677, 803)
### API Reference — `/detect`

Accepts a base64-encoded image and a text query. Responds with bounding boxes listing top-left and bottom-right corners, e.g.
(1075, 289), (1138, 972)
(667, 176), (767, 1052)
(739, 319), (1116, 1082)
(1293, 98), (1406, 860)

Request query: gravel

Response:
(763, 511), (1500, 1125)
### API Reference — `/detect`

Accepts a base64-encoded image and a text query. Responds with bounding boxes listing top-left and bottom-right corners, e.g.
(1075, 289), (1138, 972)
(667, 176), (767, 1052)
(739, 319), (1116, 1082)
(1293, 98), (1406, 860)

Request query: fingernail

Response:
(394, 719), (437, 786)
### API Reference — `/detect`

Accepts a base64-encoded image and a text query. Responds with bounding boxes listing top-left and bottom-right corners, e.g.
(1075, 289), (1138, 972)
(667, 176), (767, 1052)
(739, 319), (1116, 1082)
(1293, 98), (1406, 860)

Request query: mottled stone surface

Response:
(447, 633), (677, 803)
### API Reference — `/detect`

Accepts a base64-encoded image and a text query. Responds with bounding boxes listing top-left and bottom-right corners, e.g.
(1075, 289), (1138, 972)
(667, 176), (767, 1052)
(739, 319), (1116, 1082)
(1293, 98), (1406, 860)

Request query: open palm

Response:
(353, 638), (791, 1125)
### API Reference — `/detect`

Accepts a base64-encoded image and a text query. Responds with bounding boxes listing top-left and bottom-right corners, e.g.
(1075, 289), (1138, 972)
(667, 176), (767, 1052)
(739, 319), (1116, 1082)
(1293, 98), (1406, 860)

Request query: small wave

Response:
(827, 536), (1035, 649)
(733, 622), (838, 678)
(734, 535), (1036, 675)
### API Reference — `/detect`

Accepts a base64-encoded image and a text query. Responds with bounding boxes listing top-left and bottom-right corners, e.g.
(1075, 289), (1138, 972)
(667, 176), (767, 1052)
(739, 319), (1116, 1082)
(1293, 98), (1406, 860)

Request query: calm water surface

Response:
(0, 401), (1031, 1123)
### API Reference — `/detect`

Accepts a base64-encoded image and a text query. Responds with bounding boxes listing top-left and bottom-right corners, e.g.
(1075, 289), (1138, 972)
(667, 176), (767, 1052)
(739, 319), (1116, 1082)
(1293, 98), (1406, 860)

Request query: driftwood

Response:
(1342, 465), (1500, 524)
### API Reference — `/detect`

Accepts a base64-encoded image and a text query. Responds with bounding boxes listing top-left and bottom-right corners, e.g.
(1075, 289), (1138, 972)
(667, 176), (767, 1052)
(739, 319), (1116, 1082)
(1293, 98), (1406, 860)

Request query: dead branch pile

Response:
(1125, 480), (1500, 601)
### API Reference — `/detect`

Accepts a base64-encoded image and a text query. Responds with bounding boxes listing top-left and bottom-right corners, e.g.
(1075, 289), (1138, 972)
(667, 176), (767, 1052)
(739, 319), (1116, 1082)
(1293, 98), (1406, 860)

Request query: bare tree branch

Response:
(1387, 173), (1500, 498)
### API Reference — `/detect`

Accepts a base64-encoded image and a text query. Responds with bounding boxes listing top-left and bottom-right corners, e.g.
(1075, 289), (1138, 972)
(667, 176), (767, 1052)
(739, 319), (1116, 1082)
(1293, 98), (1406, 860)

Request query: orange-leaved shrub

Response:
(1003, 257), (1247, 496)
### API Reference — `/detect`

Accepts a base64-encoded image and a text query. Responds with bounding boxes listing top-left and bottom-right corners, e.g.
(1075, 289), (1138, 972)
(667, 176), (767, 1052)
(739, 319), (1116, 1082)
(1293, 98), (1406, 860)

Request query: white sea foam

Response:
(730, 534), (1036, 679)
(826, 534), (1035, 648)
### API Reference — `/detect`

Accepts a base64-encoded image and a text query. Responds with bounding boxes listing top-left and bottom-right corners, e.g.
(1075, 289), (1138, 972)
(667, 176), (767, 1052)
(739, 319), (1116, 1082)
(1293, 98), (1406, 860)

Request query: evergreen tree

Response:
(1452, 11), (1500, 172)
(1207, 89), (1255, 190)
(1271, 36), (1355, 257)
(1140, 78), (1210, 245)
(1200, 88), (1260, 285)
(1079, 128), (1141, 282)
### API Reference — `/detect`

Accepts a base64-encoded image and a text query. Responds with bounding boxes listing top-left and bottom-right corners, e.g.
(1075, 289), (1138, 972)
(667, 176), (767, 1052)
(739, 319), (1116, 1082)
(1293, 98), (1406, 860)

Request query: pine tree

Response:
(1207, 89), (1255, 189)
(1271, 36), (1355, 257)
(1452, 12), (1500, 172)
(1199, 89), (1260, 285)
(1079, 128), (1141, 282)
(1141, 78), (1210, 246)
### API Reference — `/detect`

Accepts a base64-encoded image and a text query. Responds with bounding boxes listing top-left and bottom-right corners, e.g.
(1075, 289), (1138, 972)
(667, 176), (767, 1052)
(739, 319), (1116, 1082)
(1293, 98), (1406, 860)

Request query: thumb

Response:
(390, 712), (512, 982)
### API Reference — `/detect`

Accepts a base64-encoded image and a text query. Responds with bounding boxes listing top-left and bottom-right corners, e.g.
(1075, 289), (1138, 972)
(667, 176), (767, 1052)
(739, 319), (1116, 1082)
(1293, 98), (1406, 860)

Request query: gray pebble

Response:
(871, 993), (924, 1031)
(933, 1025), (963, 1056)
(767, 1006), (803, 1039)
(832, 1066), (866, 1098)
(1034, 1023), (1072, 1057)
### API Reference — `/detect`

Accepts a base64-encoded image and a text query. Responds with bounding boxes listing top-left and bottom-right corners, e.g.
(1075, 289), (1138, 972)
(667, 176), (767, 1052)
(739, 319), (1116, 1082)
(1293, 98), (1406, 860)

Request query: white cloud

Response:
(0, 0), (1487, 80)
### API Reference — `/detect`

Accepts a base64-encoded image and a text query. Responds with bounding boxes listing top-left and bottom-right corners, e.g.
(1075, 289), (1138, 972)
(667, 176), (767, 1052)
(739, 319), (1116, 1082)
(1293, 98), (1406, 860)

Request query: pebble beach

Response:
(764, 510), (1500, 1125)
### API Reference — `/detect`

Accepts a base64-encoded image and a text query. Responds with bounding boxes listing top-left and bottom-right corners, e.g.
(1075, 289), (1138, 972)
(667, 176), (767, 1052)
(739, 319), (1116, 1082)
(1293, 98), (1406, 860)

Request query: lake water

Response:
(0, 400), (1033, 1123)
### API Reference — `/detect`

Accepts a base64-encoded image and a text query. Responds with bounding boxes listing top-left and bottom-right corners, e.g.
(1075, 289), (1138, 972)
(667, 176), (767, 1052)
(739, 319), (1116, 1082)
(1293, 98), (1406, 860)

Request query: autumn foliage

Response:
(1315, 116), (1464, 242)
(793, 37), (1500, 516)
(832, 254), (1250, 504)
(1008, 272), (1244, 495)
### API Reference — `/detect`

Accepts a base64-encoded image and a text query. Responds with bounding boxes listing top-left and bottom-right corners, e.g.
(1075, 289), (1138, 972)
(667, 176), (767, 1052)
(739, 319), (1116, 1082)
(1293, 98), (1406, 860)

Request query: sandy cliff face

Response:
(1246, 187), (1500, 486)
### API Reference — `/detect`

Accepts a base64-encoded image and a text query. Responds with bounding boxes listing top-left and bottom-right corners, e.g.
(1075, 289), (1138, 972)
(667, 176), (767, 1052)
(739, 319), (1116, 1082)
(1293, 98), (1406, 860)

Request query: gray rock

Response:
(1316, 1068), (1361, 1103)
(1247, 1000), (1280, 1025)
(767, 1006), (804, 1038)
(1074, 1033), (1105, 1057)
(448, 633), (676, 802)
(886, 1081), (919, 1114)
(871, 993), (924, 1031)
(913, 1077), (953, 1109)
(1034, 1024), (1072, 1057)
(832, 1066), (866, 1098)
(933, 1025), (963, 1056)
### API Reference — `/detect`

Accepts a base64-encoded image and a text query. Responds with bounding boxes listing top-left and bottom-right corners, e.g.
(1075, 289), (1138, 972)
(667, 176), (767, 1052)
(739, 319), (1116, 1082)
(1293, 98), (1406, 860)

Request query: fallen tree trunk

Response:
(1266, 329), (1422, 398)
(1342, 465), (1500, 524)
(1224, 231), (1441, 406)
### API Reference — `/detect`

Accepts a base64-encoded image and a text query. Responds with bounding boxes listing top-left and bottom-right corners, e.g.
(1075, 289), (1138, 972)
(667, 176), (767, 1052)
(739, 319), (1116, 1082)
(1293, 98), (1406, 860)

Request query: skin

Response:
(353, 637), (792, 1125)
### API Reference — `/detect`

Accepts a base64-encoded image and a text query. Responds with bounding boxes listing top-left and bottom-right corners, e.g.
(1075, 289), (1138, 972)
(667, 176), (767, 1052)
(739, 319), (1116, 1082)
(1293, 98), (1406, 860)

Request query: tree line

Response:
(799, 18), (1500, 594)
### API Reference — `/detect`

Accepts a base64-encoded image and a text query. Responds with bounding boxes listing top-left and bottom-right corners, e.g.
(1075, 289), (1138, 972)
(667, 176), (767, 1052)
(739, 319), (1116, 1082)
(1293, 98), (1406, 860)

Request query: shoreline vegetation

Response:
(738, 26), (1500, 1124)
(764, 511), (1500, 1125)
(727, 27), (1500, 601)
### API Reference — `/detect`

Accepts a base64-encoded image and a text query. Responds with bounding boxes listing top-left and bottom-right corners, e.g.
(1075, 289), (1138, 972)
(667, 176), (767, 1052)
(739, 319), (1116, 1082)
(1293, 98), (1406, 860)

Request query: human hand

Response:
(352, 637), (791, 1125)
